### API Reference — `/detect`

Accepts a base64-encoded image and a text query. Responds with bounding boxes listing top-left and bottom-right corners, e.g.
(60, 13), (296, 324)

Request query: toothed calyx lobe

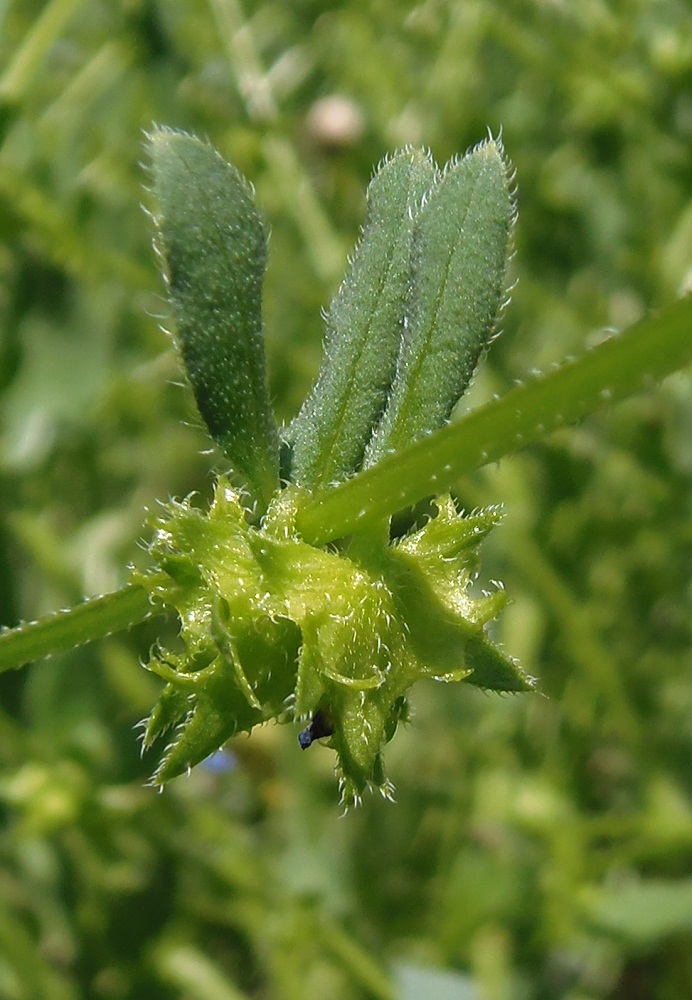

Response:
(134, 483), (533, 806)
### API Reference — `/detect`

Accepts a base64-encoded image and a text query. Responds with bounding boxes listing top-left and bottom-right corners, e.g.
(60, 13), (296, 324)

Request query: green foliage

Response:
(149, 129), (280, 513)
(1, 1), (691, 999)
(129, 131), (528, 805)
(289, 138), (516, 487)
(289, 147), (437, 489)
(364, 139), (514, 466)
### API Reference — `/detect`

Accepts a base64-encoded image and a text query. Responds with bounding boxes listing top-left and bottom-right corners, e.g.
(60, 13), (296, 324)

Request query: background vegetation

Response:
(1, 1), (691, 997)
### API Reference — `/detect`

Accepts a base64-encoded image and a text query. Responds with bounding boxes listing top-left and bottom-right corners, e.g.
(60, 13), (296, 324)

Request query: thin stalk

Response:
(0, 584), (160, 674)
(297, 296), (692, 546)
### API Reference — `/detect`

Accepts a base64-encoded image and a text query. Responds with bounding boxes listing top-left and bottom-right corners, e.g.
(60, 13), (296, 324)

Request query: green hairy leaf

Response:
(289, 148), (437, 490)
(365, 137), (515, 465)
(148, 128), (280, 512)
(289, 138), (514, 487)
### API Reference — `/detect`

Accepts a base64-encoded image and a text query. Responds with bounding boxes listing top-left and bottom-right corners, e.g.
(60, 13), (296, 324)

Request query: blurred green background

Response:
(1, 1), (691, 997)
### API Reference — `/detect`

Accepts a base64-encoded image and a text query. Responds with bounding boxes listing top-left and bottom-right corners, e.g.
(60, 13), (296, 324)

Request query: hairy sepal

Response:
(134, 483), (532, 805)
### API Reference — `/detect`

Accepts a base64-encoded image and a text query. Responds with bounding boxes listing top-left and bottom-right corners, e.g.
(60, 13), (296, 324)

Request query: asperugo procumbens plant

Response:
(1, 130), (691, 806)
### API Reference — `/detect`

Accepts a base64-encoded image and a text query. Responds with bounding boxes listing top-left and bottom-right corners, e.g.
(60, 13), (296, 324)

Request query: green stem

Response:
(297, 296), (692, 545)
(0, 584), (160, 674)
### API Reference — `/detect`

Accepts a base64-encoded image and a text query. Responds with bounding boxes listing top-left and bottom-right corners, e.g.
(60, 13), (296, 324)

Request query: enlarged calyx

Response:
(136, 482), (533, 806)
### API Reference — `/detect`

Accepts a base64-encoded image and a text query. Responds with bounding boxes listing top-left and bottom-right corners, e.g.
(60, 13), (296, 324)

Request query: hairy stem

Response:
(297, 296), (692, 545)
(0, 584), (160, 673)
